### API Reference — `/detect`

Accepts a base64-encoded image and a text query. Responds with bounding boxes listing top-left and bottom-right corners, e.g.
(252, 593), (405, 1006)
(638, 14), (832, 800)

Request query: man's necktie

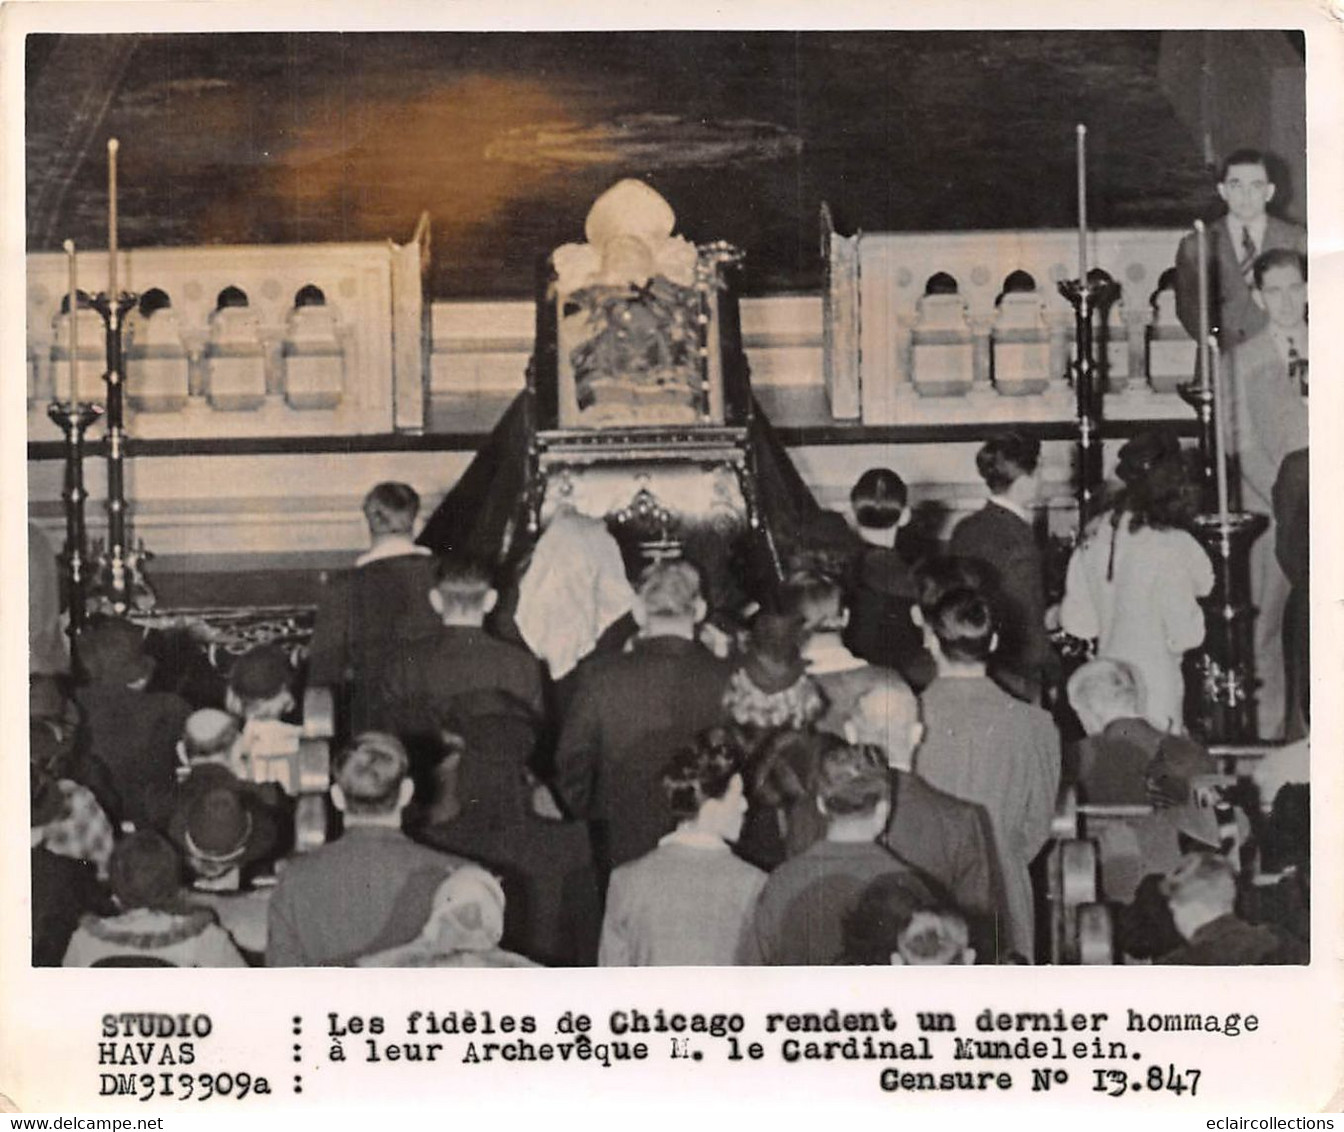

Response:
(1239, 226), (1258, 279)
(1287, 340), (1308, 398)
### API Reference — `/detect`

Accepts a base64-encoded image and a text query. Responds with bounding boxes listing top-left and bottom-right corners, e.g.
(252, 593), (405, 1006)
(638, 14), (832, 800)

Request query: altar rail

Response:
(26, 232), (427, 441)
(825, 227), (1195, 422)
(28, 228), (1201, 576)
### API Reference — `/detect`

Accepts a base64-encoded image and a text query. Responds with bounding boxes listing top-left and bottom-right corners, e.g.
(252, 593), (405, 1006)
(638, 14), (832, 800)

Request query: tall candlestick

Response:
(1209, 335), (1230, 525)
(1195, 219), (1211, 390)
(1076, 124), (1088, 283)
(107, 138), (119, 300)
(64, 239), (77, 404)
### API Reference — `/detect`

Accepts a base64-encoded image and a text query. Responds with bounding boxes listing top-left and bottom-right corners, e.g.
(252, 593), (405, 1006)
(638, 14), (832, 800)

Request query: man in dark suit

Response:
(1274, 449), (1309, 741)
(372, 554), (543, 734)
(849, 674), (1008, 964)
(1174, 149), (1307, 353)
(371, 553), (546, 820)
(948, 432), (1057, 703)
(550, 560), (732, 883)
(307, 482), (442, 730)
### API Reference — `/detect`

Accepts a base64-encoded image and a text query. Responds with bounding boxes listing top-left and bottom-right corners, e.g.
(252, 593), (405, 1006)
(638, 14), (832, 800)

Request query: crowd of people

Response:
(29, 148), (1308, 971)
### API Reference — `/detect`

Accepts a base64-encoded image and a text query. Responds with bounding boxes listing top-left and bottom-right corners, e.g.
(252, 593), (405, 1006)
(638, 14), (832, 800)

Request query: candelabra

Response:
(1057, 274), (1121, 529)
(1176, 380), (1219, 510)
(1188, 512), (1268, 742)
(46, 399), (104, 643)
(85, 290), (155, 616)
(53, 139), (156, 623)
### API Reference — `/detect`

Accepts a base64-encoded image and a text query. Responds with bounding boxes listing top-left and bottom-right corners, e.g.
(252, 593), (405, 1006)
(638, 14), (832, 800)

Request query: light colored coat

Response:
(1062, 518), (1214, 733)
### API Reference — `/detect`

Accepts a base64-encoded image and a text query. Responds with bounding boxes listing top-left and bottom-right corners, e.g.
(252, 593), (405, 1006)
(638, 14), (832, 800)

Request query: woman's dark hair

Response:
(747, 727), (837, 810)
(662, 728), (743, 821)
(851, 468), (908, 530)
(913, 555), (990, 618)
(976, 432), (1041, 493)
(1113, 430), (1199, 533)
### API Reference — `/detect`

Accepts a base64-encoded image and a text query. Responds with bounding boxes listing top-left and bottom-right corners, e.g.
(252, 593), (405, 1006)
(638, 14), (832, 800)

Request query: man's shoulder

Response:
(853, 545), (917, 596)
(594, 637), (726, 678)
(353, 553), (438, 589)
(409, 628), (535, 666)
(1265, 216), (1307, 249)
(277, 829), (456, 883)
(952, 503), (1029, 549)
(896, 768), (982, 820)
(1231, 327), (1281, 368)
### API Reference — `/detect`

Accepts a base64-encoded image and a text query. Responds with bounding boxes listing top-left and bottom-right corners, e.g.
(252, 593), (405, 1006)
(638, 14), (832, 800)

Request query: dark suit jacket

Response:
(879, 769), (1008, 961)
(1175, 215), (1306, 351)
(1273, 449), (1309, 591)
(553, 635), (731, 871)
(843, 546), (929, 685)
(372, 625), (544, 738)
(307, 553), (442, 727)
(948, 501), (1056, 695)
(784, 764), (1007, 963)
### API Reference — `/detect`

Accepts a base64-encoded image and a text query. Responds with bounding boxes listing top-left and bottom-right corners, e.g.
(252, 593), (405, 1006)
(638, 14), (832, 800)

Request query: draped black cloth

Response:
(417, 393), (857, 608)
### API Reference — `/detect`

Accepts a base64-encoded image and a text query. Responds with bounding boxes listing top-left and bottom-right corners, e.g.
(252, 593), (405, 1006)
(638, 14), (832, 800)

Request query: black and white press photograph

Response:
(18, 25), (1320, 980)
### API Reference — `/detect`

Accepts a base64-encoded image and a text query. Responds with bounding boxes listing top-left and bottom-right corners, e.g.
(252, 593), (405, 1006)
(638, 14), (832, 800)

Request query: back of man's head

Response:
(975, 432), (1041, 494)
(780, 569), (846, 632)
(636, 560), (703, 623)
(333, 732), (410, 817)
(851, 468), (909, 531)
(431, 555), (496, 622)
(362, 482), (420, 537)
(815, 741), (890, 820)
(845, 674), (921, 769)
(928, 587), (996, 665)
(1067, 658), (1146, 734)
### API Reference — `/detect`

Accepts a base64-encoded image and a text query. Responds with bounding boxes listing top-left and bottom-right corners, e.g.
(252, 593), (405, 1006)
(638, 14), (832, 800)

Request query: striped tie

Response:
(1238, 226), (1257, 279)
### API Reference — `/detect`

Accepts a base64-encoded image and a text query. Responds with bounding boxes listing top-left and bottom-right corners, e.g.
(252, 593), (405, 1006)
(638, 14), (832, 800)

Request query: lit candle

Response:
(1195, 219), (1211, 390)
(1076, 124), (1088, 283)
(64, 239), (77, 404)
(107, 138), (119, 299)
(1209, 335), (1230, 525)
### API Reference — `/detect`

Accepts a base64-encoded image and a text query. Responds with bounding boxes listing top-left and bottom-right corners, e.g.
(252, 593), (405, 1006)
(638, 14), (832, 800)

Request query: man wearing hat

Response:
(170, 764), (280, 959)
(75, 619), (192, 831)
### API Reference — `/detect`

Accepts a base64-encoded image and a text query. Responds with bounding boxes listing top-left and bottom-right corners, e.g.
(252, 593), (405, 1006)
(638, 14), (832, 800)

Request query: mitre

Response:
(584, 179), (676, 248)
